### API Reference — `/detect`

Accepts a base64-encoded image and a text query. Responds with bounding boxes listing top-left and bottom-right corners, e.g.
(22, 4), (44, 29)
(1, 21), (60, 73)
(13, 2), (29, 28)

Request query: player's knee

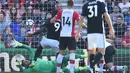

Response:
(105, 46), (116, 56)
(98, 48), (105, 55)
(104, 56), (113, 64)
(40, 41), (46, 47)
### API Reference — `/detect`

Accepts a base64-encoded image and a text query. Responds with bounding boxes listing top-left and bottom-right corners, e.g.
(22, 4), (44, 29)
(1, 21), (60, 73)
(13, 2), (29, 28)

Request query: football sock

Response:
(69, 53), (75, 73)
(56, 54), (64, 73)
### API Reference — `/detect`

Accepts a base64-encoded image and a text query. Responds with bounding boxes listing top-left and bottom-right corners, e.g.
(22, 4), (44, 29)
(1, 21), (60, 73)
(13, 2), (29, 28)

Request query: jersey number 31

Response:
(88, 5), (97, 18)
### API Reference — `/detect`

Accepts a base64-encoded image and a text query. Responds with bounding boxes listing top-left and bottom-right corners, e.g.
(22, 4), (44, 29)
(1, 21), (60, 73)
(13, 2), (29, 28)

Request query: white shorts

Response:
(40, 36), (59, 49)
(87, 33), (105, 50)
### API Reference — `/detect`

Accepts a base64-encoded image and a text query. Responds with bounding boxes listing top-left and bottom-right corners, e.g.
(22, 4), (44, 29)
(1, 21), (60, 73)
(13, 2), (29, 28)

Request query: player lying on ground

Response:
(11, 40), (88, 73)
(97, 41), (128, 73)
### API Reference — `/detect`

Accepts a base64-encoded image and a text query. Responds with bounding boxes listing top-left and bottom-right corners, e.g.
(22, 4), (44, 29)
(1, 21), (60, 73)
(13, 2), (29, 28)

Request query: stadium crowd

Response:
(0, 0), (130, 49)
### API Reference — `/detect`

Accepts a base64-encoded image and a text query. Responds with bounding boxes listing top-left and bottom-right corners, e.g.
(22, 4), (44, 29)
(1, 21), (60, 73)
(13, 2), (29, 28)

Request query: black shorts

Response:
(59, 37), (76, 50)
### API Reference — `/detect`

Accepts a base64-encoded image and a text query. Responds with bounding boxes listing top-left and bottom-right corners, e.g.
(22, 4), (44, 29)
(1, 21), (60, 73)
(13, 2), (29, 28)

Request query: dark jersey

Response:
(33, 19), (61, 41)
(81, 0), (107, 33)
(44, 19), (61, 41)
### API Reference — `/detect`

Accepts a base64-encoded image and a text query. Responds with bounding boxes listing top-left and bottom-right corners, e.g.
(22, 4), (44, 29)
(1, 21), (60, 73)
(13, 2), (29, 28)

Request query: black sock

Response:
(34, 45), (43, 61)
(90, 54), (94, 66)
(90, 52), (103, 68)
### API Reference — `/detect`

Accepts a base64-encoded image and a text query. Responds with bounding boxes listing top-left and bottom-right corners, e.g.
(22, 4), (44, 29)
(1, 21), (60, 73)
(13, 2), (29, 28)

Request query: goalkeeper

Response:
(11, 40), (88, 73)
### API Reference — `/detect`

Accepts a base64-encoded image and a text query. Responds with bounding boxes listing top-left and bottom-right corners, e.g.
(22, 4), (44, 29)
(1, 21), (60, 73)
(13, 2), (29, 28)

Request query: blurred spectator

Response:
(40, 10), (47, 24)
(25, 0), (36, 5)
(0, 0), (8, 8)
(10, 14), (23, 42)
(22, 5), (35, 24)
(52, 3), (61, 17)
(3, 27), (14, 48)
(114, 0), (120, 6)
(9, 6), (18, 22)
(39, 0), (47, 11)
(105, 0), (114, 14)
(122, 27), (130, 49)
(0, 33), (5, 48)
(43, 0), (59, 12)
(0, 3), (2, 11)
(124, 7), (130, 25)
(7, 0), (25, 8)
(25, 0), (40, 8)
(118, 0), (130, 13)
(110, 6), (124, 24)
(113, 15), (128, 38)
(113, 15), (127, 48)
(0, 10), (10, 35)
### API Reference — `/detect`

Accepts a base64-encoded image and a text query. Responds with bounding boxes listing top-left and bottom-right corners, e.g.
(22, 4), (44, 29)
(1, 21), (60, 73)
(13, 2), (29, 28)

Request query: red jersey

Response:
(55, 9), (80, 37)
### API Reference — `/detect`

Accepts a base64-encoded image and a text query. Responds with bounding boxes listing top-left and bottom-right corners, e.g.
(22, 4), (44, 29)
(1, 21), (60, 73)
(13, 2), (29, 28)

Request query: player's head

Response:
(22, 60), (31, 68)
(67, 0), (74, 8)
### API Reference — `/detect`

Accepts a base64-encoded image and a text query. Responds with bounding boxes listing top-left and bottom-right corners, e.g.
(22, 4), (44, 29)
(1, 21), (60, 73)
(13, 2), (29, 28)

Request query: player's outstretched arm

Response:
(79, 16), (87, 29)
(104, 11), (115, 39)
(11, 40), (35, 61)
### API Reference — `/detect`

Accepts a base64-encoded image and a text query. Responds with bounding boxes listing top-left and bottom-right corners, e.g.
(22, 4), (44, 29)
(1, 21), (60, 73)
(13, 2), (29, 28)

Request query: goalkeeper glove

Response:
(29, 61), (35, 68)
(79, 66), (86, 71)
(81, 54), (88, 58)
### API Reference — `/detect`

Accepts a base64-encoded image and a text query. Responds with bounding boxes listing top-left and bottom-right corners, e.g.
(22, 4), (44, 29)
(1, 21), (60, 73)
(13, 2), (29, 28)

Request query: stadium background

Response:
(0, 0), (130, 73)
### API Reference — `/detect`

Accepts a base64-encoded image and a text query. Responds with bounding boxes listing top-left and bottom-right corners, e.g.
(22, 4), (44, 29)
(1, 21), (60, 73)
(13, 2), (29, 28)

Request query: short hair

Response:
(67, 0), (74, 7)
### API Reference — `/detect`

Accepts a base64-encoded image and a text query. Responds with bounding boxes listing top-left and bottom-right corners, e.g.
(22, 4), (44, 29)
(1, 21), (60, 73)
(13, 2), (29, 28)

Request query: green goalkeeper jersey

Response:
(18, 44), (86, 72)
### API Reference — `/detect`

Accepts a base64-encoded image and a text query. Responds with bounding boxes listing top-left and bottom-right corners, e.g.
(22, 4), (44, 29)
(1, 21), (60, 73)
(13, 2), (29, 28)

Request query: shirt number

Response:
(88, 5), (97, 18)
(62, 16), (71, 26)
(54, 22), (60, 32)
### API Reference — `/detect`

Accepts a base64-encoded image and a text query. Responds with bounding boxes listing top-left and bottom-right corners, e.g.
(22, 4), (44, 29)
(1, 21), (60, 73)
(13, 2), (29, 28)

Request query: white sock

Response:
(56, 54), (64, 73)
(69, 53), (75, 73)
(99, 57), (104, 72)
(99, 60), (104, 72)
(110, 66), (123, 71)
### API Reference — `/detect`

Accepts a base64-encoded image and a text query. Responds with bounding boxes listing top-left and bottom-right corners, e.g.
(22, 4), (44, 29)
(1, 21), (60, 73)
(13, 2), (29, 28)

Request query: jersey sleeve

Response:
(101, 2), (107, 14)
(81, 4), (87, 17)
(74, 11), (80, 21)
(55, 10), (63, 19)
